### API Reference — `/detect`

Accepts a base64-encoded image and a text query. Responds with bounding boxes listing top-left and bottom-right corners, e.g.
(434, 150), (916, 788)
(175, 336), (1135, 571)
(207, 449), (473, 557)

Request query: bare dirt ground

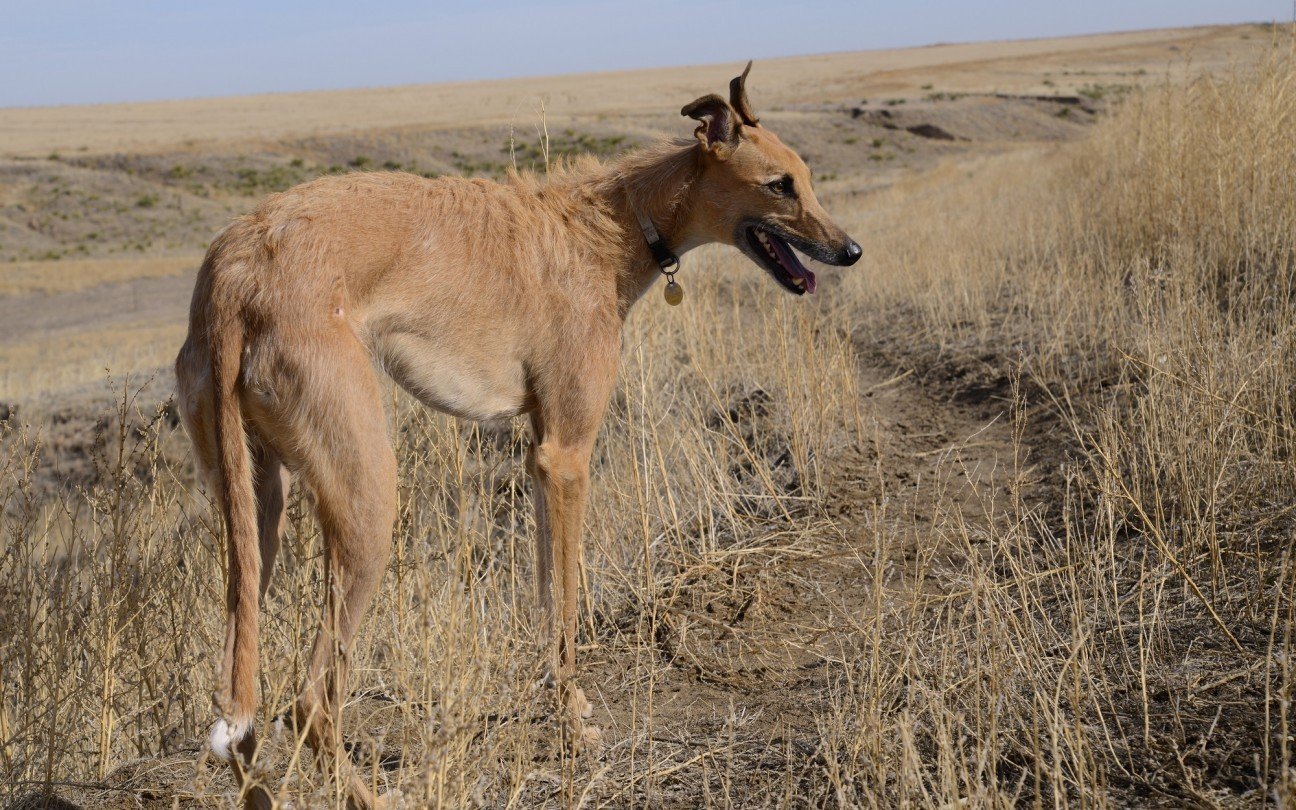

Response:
(0, 272), (194, 345)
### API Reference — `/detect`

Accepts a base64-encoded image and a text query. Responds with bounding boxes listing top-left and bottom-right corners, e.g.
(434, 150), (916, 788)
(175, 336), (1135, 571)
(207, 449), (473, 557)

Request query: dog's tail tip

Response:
(208, 718), (250, 762)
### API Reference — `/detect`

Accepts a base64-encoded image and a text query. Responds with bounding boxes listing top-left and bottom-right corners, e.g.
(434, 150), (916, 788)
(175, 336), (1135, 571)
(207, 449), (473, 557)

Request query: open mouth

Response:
(745, 226), (816, 295)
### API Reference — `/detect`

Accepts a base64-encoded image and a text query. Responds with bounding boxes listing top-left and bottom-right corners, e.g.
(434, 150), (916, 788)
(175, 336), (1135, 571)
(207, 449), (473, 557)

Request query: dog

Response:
(175, 61), (860, 808)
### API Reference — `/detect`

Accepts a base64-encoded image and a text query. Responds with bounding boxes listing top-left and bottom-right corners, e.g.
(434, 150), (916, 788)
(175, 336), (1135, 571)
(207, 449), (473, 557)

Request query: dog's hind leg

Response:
(252, 442), (289, 598)
(255, 327), (397, 810)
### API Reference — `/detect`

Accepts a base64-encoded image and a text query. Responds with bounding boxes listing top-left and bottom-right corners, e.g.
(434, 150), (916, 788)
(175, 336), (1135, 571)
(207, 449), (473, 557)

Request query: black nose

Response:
(839, 238), (862, 266)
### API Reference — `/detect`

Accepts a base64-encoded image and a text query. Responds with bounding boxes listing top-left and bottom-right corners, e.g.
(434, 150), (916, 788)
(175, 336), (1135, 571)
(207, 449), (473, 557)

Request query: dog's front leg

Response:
(525, 427), (554, 633)
(532, 437), (600, 750)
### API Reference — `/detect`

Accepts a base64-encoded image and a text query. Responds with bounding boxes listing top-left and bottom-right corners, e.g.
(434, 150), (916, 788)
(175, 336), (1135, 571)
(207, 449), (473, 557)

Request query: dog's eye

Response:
(765, 177), (794, 197)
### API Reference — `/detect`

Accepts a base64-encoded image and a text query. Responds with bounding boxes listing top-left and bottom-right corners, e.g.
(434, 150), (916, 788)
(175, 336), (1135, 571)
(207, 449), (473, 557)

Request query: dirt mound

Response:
(848, 93), (1097, 145)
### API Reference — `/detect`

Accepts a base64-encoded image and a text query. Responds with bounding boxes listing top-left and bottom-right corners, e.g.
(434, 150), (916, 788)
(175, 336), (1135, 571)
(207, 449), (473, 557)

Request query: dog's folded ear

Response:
(682, 94), (739, 155)
(730, 61), (759, 127)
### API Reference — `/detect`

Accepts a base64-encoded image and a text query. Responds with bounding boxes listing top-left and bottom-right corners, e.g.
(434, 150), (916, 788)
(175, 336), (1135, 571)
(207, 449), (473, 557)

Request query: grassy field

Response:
(3, 23), (1295, 809)
(0, 24), (1267, 404)
(0, 25), (1255, 159)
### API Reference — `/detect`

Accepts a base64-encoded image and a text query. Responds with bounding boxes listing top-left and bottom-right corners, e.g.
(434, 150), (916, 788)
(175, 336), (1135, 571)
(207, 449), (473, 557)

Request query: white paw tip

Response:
(208, 718), (248, 762)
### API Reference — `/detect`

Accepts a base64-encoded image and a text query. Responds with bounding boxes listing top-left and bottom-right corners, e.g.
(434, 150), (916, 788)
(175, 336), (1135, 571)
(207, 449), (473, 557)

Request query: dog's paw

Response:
(566, 720), (604, 755)
(570, 686), (594, 720)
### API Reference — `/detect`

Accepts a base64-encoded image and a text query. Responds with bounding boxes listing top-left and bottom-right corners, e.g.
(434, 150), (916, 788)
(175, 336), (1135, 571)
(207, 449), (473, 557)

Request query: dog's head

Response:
(682, 62), (861, 295)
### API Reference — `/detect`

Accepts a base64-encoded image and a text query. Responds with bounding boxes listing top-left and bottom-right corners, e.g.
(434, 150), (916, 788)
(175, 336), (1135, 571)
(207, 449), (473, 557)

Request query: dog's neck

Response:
(591, 140), (709, 314)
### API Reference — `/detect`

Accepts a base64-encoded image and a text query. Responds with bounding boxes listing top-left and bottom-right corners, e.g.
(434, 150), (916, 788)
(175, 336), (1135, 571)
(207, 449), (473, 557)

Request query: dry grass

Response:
(4, 38), (1296, 809)
(824, 41), (1296, 804)
(1, 266), (873, 808)
(0, 321), (187, 405)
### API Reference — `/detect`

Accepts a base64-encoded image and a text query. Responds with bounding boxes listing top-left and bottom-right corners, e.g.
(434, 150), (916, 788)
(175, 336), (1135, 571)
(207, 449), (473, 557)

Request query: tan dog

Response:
(176, 62), (860, 808)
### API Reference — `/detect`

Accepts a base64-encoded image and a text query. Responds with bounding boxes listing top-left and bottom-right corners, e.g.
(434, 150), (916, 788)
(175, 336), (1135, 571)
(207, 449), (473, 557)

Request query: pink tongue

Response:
(771, 236), (817, 294)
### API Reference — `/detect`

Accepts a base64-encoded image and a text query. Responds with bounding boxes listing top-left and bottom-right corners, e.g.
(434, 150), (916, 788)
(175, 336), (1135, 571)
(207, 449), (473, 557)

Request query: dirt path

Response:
(0, 269), (195, 347)
(568, 358), (1021, 805)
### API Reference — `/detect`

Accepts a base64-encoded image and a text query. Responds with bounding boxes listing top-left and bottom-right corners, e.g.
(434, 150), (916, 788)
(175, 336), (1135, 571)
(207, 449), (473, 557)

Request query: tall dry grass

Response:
(1, 261), (870, 807)
(818, 41), (1296, 805)
(4, 42), (1296, 808)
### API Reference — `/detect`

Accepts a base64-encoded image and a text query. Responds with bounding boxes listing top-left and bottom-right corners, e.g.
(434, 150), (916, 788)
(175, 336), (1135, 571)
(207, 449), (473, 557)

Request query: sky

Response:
(0, 1), (1289, 108)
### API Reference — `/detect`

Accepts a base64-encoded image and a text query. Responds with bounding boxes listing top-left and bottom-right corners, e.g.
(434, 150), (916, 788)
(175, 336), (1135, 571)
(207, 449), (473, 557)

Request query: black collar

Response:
(627, 195), (679, 272)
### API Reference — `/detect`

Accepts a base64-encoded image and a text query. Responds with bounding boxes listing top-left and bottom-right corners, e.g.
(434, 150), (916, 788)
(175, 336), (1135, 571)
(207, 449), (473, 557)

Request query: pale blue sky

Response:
(0, 1), (1287, 108)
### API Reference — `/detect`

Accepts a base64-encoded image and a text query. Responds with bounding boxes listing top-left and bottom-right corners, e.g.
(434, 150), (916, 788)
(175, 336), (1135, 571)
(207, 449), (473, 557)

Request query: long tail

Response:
(206, 261), (262, 761)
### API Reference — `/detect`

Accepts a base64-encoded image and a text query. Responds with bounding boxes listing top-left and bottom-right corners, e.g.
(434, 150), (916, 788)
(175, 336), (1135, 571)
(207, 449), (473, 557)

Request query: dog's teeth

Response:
(791, 277), (805, 287)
